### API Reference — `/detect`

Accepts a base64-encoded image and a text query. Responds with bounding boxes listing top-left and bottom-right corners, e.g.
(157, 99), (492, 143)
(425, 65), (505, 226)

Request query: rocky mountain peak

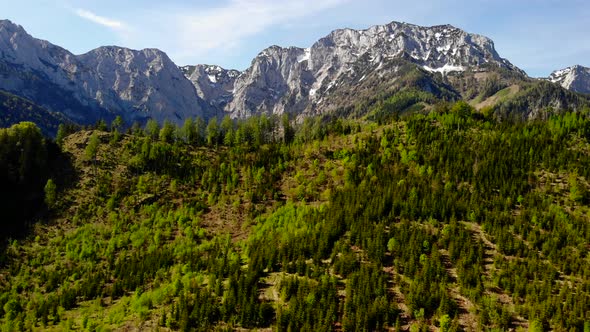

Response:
(181, 64), (241, 111)
(0, 20), (31, 41)
(76, 46), (206, 123)
(548, 65), (590, 94)
(191, 20), (525, 118)
(0, 18), (74, 71)
(0, 22), (209, 126)
(78, 46), (178, 76)
(0, 19), (24, 34)
(312, 21), (518, 75)
(4, 18), (585, 130)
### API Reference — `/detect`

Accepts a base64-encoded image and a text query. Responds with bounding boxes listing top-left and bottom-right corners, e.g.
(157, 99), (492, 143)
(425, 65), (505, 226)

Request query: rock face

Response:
(548, 65), (590, 94)
(77, 46), (208, 123)
(226, 46), (314, 118)
(0, 20), (106, 124)
(2, 18), (586, 127)
(0, 19), (208, 125)
(184, 21), (524, 118)
(181, 64), (240, 111)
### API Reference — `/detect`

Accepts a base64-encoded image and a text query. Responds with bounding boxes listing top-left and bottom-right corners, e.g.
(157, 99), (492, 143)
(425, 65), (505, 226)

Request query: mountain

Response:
(0, 89), (67, 136)
(185, 21), (528, 119)
(0, 19), (209, 127)
(1, 18), (589, 132)
(182, 21), (590, 120)
(0, 20), (112, 125)
(181, 64), (241, 111)
(548, 65), (590, 94)
(76, 46), (211, 123)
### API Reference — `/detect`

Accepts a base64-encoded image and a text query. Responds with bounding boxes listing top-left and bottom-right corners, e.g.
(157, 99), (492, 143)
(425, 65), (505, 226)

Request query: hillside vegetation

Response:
(0, 90), (68, 137)
(0, 108), (589, 331)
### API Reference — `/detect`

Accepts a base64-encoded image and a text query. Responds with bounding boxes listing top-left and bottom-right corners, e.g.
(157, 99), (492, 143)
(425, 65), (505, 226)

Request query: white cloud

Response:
(74, 8), (127, 31)
(174, 0), (349, 56)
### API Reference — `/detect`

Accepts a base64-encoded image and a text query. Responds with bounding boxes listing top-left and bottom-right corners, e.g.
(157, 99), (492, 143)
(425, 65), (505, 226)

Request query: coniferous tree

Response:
(44, 179), (57, 209)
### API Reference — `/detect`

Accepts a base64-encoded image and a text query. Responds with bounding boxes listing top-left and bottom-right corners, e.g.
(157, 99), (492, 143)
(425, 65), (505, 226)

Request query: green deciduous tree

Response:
(206, 117), (219, 146)
(159, 120), (176, 143)
(146, 119), (160, 141)
(111, 116), (124, 132)
(181, 117), (197, 144)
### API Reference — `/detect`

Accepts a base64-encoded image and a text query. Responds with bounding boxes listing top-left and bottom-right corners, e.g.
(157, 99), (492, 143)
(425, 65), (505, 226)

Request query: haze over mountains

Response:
(0, 18), (589, 134)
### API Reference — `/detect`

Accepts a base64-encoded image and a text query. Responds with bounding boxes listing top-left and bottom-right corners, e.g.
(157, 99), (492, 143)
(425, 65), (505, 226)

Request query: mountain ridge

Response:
(0, 19), (209, 127)
(180, 64), (241, 111)
(548, 65), (590, 94)
(0, 18), (589, 133)
(204, 20), (531, 119)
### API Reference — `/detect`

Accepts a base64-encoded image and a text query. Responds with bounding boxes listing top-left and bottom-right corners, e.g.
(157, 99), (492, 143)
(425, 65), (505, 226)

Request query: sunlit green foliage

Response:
(0, 110), (589, 331)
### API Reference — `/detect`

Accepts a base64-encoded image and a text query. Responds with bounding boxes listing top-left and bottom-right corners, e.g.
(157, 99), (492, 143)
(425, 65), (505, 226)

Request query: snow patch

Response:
(227, 71), (240, 78)
(297, 48), (311, 63)
(326, 80), (337, 90)
(208, 74), (217, 83)
(552, 69), (578, 88)
(423, 64), (465, 74)
(436, 45), (451, 53)
(550, 67), (573, 82)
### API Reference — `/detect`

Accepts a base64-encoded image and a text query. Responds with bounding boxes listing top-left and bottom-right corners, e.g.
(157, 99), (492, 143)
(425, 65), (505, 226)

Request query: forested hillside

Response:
(0, 106), (589, 331)
(0, 122), (68, 244)
(0, 91), (68, 137)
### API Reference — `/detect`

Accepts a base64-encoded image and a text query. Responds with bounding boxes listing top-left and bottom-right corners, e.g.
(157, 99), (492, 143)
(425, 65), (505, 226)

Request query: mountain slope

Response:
(0, 115), (588, 331)
(0, 20), (210, 128)
(185, 21), (525, 119)
(0, 90), (67, 136)
(77, 46), (211, 123)
(181, 64), (240, 111)
(0, 20), (113, 125)
(548, 65), (590, 94)
(1, 18), (589, 130)
(183, 21), (590, 120)
(492, 80), (590, 119)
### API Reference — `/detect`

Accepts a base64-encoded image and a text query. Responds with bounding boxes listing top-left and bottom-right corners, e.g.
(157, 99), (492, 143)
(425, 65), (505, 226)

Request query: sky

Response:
(2, 0), (589, 77)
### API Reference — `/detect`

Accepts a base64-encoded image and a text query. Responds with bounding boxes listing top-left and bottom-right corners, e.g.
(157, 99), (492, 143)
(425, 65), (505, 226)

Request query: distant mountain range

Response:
(0, 19), (588, 134)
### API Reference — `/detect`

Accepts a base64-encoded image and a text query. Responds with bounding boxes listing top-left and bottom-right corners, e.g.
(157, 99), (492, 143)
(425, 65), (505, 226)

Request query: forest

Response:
(0, 102), (589, 331)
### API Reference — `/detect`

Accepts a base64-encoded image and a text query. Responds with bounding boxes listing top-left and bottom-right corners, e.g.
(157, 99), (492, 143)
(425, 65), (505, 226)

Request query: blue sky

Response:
(3, 0), (589, 77)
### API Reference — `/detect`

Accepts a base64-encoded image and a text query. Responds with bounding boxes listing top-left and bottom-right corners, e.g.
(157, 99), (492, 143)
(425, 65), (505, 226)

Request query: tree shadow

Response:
(0, 140), (78, 265)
